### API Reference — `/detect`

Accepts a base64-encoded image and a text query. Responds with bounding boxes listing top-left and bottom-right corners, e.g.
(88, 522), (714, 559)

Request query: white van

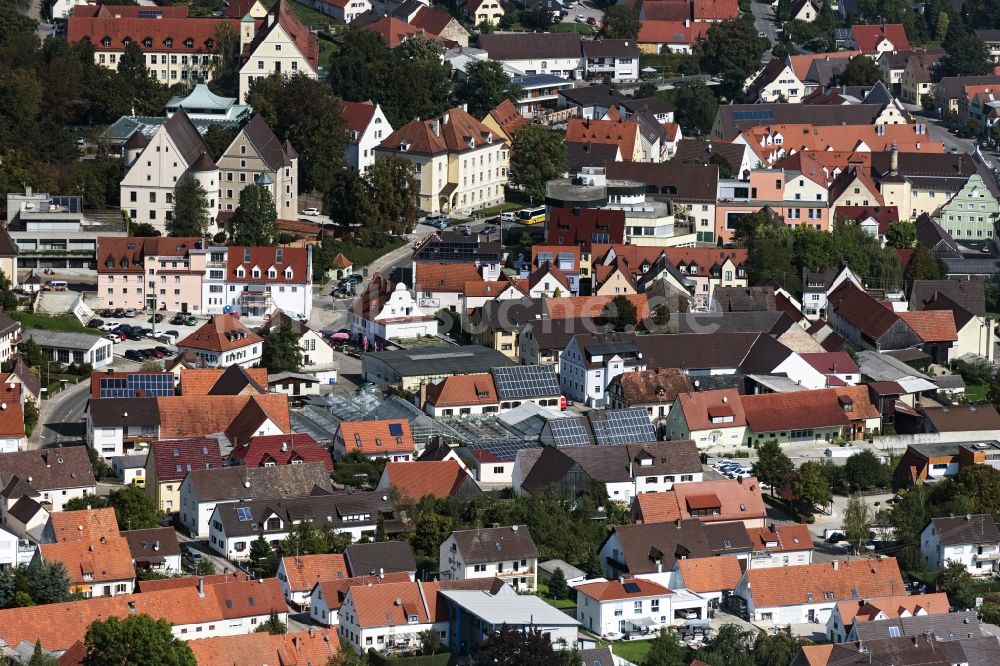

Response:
(825, 446), (862, 458)
(46, 280), (68, 291)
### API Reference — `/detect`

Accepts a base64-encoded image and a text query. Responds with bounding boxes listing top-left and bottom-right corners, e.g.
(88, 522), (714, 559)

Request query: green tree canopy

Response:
(642, 627), (687, 666)
(885, 221), (916, 248)
(791, 461), (832, 514)
(752, 440), (793, 495)
(261, 323), (303, 373)
(169, 178), (210, 238)
(836, 55), (884, 86)
(84, 614), (196, 666)
(109, 484), (162, 530)
(208, 21), (241, 99)
(602, 294), (638, 331)
(231, 183), (278, 246)
(955, 464), (1000, 517)
(842, 495), (874, 555)
(23, 560), (73, 605)
(255, 610), (287, 635)
(509, 126), (567, 202)
(905, 244), (947, 285)
(547, 567), (568, 600)
(455, 60), (524, 118)
(939, 560), (976, 608)
(842, 450), (891, 492)
(673, 85), (719, 133)
(471, 624), (577, 665)
(939, 18), (993, 78)
(601, 5), (641, 39)
(700, 19), (769, 100)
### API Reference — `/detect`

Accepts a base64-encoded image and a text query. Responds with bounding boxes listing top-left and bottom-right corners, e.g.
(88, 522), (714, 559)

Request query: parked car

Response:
(575, 14), (586, 21)
(826, 532), (844, 544)
(182, 546), (203, 567)
(87, 319), (104, 329)
(165, 330), (179, 338)
(100, 309), (113, 318)
(124, 349), (145, 361)
(106, 334), (122, 344)
(184, 316), (198, 326)
(112, 309), (126, 318)
(148, 313), (164, 323)
(302, 207), (320, 216)
(587, 16), (597, 24)
(154, 346), (172, 356)
(124, 309), (136, 318)
(169, 315), (186, 326)
(145, 349), (165, 359)
(500, 212), (518, 223)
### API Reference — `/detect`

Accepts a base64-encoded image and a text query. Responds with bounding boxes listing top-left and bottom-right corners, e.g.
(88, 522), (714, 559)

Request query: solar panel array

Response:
(492, 365), (560, 399)
(732, 110), (774, 122)
(468, 440), (541, 462)
(99, 373), (175, 398)
(547, 417), (592, 447)
(589, 409), (655, 446)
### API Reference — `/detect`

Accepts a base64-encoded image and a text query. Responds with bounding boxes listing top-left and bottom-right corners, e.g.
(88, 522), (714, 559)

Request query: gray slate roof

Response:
(185, 461), (333, 502)
(215, 490), (398, 538)
(853, 610), (982, 642)
(929, 514), (1000, 546)
(23, 328), (106, 351)
(362, 344), (514, 377)
(607, 519), (712, 574)
(450, 525), (538, 564)
(0, 447), (95, 493)
(88, 397), (160, 428)
(344, 540), (417, 577)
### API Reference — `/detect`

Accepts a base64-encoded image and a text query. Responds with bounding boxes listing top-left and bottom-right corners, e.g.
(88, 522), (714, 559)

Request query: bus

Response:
(517, 206), (546, 225)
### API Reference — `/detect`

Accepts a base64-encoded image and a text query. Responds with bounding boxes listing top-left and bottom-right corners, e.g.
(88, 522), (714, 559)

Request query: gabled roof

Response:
(362, 16), (430, 48)
(741, 389), (852, 432)
(177, 314), (263, 353)
(676, 556), (743, 593)
(449, 525), (538, 564)
(835, 592), (950, 627)
(120, 527), (181, 563)
(478, 32), (582, 60)
(156, 394), (288, 441)
(47, 508), (120, 543)
(911, 279), (985, 316)
(850, 23), (911, 53)
(179, 367), (269, 395)
(634, 477), (766, 524)
(239, 113), (295, 172)
(565, 118), (638, 160)
(343, 100), (378, 140)
(424, 373), (498, 408)
(377, 107), (496, 156)
(575, 577), (672, 602)
(414, 261), (483, 293)
(800, 351), (860, 375)
(244, 0), (317, 68)
(745, 523), (814, 553)
(693, 0), (738, 19)
(675, 388), (746, 432)
(0, 447), (95, 494)
(637, 19), (710, 46)
(610, 367), (694, 405)
(748, 58), (795, 97)
(187, 629), (341, 666)
(67, 14), (238, 56)
(827, 282), (901, 342)
(607, 520), (712, 574)
(230, 432), (332, 471)
(897, 310), (957, 343)
(311, 571), (411, 615)
(930, 513), (1000, 546)
(184, 461), (333, 502)
(335, 419), (415, 455)
(745, 557), (905, 609)
(39, 536), (136, 585)
(381, 460), (478, 503)
(279, 553), (349, 593)
(227, 246), (308, 285)
(344, 540), (417, 577)
(409, 6), (463, 37)
(485, 99), (530, 139)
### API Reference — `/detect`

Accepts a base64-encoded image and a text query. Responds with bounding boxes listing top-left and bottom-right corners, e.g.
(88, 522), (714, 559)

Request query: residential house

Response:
(744, 523), (815, 569)
(575, 577), (678, 636)
(631, 477), (767, 529)
(0, 384), (26, 454)
(558, 84), (627, 120)
(118, 112), (218, 234)
(671, 556), (744, 604)
(741, 389), (852, 447)
(477, 32), (583, 79)
(35, 534), (136, 598)
(413, 261), (487, 312)
(826, 592), (950, 643)
(176, 314), (263, 368)
(307, 571), (413, 626)
(238, 0), (319, 101)
(112, 454), (147, 486)
(827, 283), (921, 352)
(302, 0), (371, 23)
(849, 24), (911, 56)
(599, 519), (714, 584)
(936, 174), (1000, 242)
(374, 106), (506, 215)
(637, 20), (709, 55)
(229, 432), (332, 470)
(376, 460), (481, 503)
(258, 309), (338, 382)
(666, 389), (748, 451)
(178, 461), (333, 537)
(799, 352), (861, 386)
(332, 419), (415, 462)
(439, 525), (539, 590)
(459, 0), (504, 26)
(746, 58), (806, 104)
(67, 5), (235, 87)
(206, 246), (313, 320)
(344, 540), (417, 580)
(581, 39), (640, 82)
(423, 373), (500, 417)
(900, 52), (944, 105)
(407, 6), (470, 47)
(801, 265), (862, 321)
(789, 0), (821, 21)
(96, 236), (207, 313)
(207, 491), (400, 559)
(559, 332), (646, 407)
(343, 101), (392, 173)
(277, 553), (349, 608)
(606, 368), (695, 420)
(121, 527), (182, 575)
(911, 279), (993, 362)
(0, 448), (96, 540)
(921, 514), (1000, 576)
(216, 114), (299, 218)
(186, 629), (341, 666)
(491, 364), (562, 411)
(519, 441), (704, 504)
(350, 275), (437, 347)
(733, 557), (906, 624)
(144, 437), (223, 513)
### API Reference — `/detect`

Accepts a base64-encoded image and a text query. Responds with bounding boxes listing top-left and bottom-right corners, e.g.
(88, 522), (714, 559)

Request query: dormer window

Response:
(185, 38), (194, 48)
(205, 38), (214, 49)
(268, 268), (276, 279)
(165, 38), (173, 47)
(252, 268), (261, 279)
(102, 36), (111, 47)
(284, 267), (293, 279)
(123, 37), (131, 46)
(143, 37), (152, 48)
(236, 267), (245, 278)
(400, 140), (410, 152)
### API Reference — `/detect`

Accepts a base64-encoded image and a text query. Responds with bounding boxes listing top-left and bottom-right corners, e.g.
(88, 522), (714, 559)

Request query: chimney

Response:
(431, 118), (441, 136)
(198, 577), (205, 598)
(128, 601), (136, 614)
(833, 560), (840, 571)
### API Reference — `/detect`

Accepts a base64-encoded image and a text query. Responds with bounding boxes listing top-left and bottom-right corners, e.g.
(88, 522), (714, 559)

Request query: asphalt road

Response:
(751, 0), (779, 60)
(34, 378), (89, 450)
(559, 0), (603, 27)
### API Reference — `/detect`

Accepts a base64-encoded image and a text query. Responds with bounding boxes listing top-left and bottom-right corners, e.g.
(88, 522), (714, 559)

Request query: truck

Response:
(825, 446), (863, 458)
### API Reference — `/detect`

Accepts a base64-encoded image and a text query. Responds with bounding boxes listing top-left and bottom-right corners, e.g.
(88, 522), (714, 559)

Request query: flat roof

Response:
(440, 589), (581, 627)
(362, 344), (514, 377)
(24, 328), (106, 350)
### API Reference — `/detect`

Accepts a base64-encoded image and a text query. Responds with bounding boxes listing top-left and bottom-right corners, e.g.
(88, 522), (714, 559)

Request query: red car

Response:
(587, 16), (597, 25)
(144, 349), (165, 359)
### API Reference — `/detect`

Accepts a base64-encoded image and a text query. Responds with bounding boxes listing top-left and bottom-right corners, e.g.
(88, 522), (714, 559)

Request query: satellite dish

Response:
(244, 481), (251, 488)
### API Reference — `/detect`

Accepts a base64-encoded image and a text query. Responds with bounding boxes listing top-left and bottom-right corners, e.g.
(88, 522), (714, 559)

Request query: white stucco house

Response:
(921, 515), (1000, 576)
(438, 525), (539, 591)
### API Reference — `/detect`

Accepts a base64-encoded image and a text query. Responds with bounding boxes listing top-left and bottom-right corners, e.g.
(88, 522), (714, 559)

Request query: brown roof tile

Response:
(336, 419), (415, 455)
(676, 556), (743, 593)
(424, 373), (498, 408)
(187, 629), (341, 666)
(675, 388), (746, 432)
(745, 557), (905, 608)
(47, 508), (120, 543)
(576, 577), (673, 602)
(280, 554), (349, 593)
(612, 368), (694, 405)
(39, 536), (136, 586)
(381, 460), (475, 502)
(897, 310), (958, 342)
(177, 314), (263, 353)
(741, 388), (852, 432)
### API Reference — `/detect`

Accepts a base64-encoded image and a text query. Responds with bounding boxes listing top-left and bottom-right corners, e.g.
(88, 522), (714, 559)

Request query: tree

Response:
(204, 124), (238, 161)
(583, 548), (603, 578)
(260, 323), (304, 373)
(509, 126), (567, 201)
(455, 60), (524, 118)
(700, 19), (769, 100)
(548, 567), (568, 600)
(108, 484), (161, 530)
(27, 639), (59, 666)
(327, 640), (370, 666)
(635, 82), (658, 98)
(131, 222), (160, 237)
(642, 628), (686, 666)
(955, 464), (1000, 518)
(116, 42), (175, 116)
(366, 157), (419, 237)
(230, 183), (277, 246)
(837, 55), (884, 86)
(194, 558), (216, 576)
(940, 21), (993, 78)
(601, 5), (641, 39)
(375, 514), (387, 542)
(23, 400), (38, 437)
(255, 610), (287, 635)
(989, 369), (1000, 413)
(249, 534), (278, 577)
(419, 628), (442, 655)
(169, 178), (210, 237)
(905, 244), (947, 285)
(939, 560), (976, 609)
(208, 21), (240, 98)
(752, 440), (793, 496)
(885, 221), (917, 249)
(139, 359), (162, 372)
(842, 450), (890, 492)
(673, 85), (719, 133)
(471, 624), (566, 665)
(752, 627), (807, 666)
(23, 560), (73, 605)
(791, 461), (832, 514)
(842, 495), (873, 555)
(699, 624), (754, 665)
(84, 614), (196, 666)
(19, 339), (44, 369)
(408, 510), (453, 561)
(602, 295), (638, 331)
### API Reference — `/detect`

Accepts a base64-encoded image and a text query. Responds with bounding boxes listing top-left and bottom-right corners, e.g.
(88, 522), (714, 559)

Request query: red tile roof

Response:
(231, 432), (333, 471)
(828, 283), (900, 342)
(177, 314), (263, 353)
(47, 508), (121, 543)
(179, 367), (269, 396)
(346, 580), (428, 628)
(409, 6), (458, 36)
(565, 118), (639, 161)
(850, 23), (911, 54)
(343, 101), (377, 142)
(0, 385), (25, 439)
(575, 578), (673, 602)
(188, 630), (341, 666)
(835, 591), (949, 627)
(744, 557), (905, 608)
(635, 478), (766, 524)
(226, 246), (308, 285)
(381, 460), (472, 502)
(363, 16), (433, 48)
(96, 237), (204, 275)
(149, 437), (223, 483)
(746, 523), (814, 553)
(676, 556), (743, 593)
(414, 261), (484, 293)
(424, 373), (499, 408)
(693, 0), (738, 19)
(799, 352), (860, 376)
(224, 395), (294, 447)
(741, 388), (852, 432)
(637, 20), (709, 46)
(641, 1), (691, 21)
(313, 571), (412, 614)
(68, 15), (237, 54)
(336, 420), (415, 456)
(155, 394), (290, 440)
(39, 536), (136, 587)
(280, 554), (349, 593)
(675, 388), (746, 432)
(378, 107), (496, 155)
(832, 385), (883, 421)
(898, 310), (958, 342)
(486, 99), (530, 139)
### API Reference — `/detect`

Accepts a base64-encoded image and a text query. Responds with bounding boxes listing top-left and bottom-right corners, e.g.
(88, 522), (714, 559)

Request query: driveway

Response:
(559, 0), (603, 28)
(750, 0), (778, 59)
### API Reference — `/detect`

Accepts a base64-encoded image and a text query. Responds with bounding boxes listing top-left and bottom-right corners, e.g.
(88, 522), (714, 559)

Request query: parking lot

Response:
(86, 310), (210, 363)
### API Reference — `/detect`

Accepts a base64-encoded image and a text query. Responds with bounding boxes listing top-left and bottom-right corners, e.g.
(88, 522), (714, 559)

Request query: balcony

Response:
(975, 550), (1000, 560)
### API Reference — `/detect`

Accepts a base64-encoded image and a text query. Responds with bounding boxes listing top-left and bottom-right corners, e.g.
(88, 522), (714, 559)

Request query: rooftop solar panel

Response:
(468, 440), (541, 462)
(492, 365), (561, 399)
(588, 409), (655, 446)
(547, 417), (591, 447)
(98, 373), (175, 398)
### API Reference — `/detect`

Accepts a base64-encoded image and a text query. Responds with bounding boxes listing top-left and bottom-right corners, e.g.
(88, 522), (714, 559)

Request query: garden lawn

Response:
(13, 312), (99, 335)
(611, 639), (653, 663)
(965, 384), (988, 403)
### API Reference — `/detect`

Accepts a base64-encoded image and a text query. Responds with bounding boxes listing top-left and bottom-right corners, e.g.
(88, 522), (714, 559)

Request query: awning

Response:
(630, 617), (657, 628)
